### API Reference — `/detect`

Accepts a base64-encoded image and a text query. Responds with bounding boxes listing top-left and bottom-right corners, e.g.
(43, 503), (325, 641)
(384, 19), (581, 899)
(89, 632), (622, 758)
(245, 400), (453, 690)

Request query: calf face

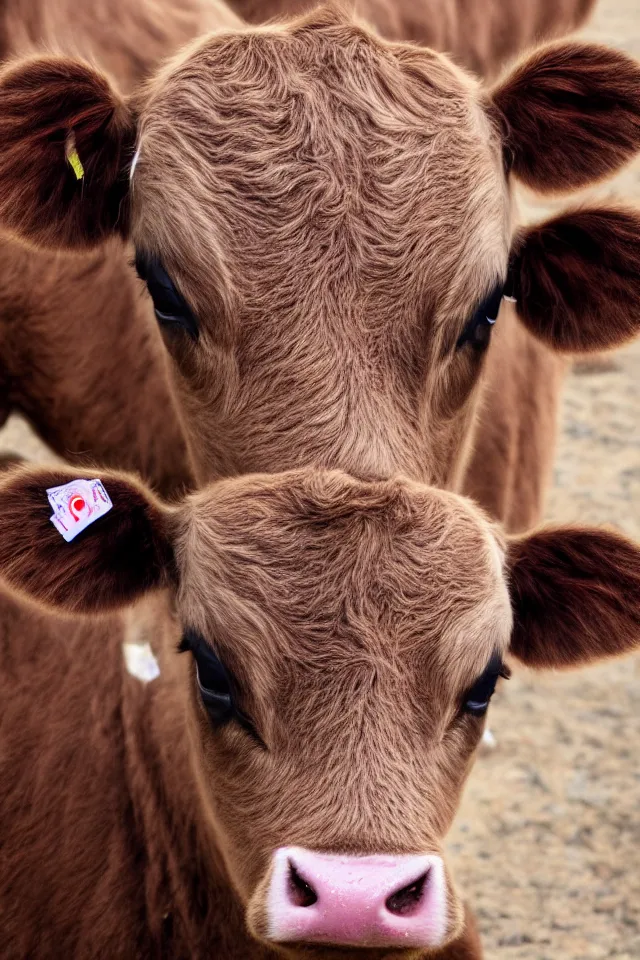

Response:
(0, 464), (638, 956)
(1, 12), (640, 486)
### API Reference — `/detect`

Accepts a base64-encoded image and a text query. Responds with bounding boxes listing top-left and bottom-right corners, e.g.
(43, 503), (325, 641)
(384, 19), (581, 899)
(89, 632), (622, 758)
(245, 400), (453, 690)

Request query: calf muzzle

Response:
(266, 847), (447, 949)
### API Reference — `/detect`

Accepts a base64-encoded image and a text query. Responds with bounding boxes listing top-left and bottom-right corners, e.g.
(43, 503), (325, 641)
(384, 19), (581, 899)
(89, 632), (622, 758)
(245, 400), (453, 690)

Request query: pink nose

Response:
(267, 847), (447, 948)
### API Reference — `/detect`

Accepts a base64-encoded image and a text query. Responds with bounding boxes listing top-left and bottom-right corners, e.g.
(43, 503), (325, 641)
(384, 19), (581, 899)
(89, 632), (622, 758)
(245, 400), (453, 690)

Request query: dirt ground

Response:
(0, 1), (638, 957)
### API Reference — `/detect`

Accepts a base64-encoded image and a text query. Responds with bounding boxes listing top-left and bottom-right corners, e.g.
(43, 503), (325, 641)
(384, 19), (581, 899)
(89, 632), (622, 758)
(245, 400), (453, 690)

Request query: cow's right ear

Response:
(0, 56), (136, 250)
(507, 526), (640, 670)
(0, 466), (176, 615)
(509, 207), (640, 353)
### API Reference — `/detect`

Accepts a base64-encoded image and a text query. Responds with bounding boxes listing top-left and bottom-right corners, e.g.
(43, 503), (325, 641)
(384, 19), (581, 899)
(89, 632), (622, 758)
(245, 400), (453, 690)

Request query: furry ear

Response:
(491, 42), (640, 192)
(0, 56), (136, 250)
(0, 466), (175, 614)
(508, 527), (640, 669)
(510, 207), (640, 353)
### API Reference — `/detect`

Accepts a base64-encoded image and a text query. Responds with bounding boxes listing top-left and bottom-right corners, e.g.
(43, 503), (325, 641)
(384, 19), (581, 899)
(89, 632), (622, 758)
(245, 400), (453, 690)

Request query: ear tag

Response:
(65, 133), (85, 181)
(47, 479), (112, 542)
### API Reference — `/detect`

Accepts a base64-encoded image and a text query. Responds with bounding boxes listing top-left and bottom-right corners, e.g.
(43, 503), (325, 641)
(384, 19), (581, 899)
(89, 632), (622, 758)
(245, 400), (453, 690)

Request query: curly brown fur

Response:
(0, 0), (229, 493)
(0, 451), (24, 473)
(1, 9), (636, 950)
(127, 25), (640, 528)
(0, 2), (614, 517)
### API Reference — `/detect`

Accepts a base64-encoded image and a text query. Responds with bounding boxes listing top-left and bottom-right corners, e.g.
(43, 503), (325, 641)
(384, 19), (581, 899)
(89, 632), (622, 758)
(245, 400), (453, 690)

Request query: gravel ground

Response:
(0, 2), (638, 957)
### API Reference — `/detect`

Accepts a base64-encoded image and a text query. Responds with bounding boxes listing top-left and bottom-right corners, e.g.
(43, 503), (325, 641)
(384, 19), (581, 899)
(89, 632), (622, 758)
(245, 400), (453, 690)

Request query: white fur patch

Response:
(47, 479), (112, 542)
(123, 642), (161, 683)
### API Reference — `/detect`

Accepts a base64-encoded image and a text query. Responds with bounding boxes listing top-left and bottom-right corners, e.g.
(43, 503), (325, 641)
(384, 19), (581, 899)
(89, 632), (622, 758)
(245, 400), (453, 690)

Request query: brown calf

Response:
(1, 9), (639, 530)
(0, 462), (638, 959)
(0, 0), (604, 512)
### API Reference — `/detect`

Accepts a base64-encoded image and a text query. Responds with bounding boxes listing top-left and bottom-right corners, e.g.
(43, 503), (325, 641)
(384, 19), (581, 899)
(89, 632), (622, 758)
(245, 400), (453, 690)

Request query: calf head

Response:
(0, 463), (638, 956)
(2, 12), (640, 485)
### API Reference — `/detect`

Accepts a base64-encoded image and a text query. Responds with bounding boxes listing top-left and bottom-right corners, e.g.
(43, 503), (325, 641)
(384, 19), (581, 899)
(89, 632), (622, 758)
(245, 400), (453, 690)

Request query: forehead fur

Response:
(131, 9), (509, 323)
(175, 470), (511, 699)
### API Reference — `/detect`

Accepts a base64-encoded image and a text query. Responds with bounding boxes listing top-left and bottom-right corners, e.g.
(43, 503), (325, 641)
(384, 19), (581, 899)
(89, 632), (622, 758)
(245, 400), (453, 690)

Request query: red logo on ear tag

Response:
(47, 479), (113, 542)
(69, 496), (87, 521)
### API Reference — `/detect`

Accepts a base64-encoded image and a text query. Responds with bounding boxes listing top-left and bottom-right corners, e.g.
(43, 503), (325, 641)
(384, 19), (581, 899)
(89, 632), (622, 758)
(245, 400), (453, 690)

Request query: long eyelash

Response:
(499, 664), (511, 681)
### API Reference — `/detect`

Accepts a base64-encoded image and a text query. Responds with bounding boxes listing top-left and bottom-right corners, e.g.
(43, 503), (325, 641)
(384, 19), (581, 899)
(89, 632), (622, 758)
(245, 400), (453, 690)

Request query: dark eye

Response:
(134, 251), (199, 341)
(179, 629), (234, 722)
(456, 284), (504, 352)
(179, 630), (265, 746)
(463, 652), (509, 717)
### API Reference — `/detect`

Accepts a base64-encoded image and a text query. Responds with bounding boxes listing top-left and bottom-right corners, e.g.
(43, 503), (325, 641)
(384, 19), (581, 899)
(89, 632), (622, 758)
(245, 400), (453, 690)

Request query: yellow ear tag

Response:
(65, 135), (85, 181)
(68, 149), (85, 181)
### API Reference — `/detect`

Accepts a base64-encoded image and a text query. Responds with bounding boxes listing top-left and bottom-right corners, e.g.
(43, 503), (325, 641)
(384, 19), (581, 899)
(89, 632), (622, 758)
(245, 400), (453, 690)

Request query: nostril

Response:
(385, 871), (429, 918)
(287, 859), (318, 908)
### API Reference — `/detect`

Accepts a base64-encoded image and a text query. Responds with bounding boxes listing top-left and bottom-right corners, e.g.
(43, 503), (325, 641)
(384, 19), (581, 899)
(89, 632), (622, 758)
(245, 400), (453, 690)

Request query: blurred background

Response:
(0, 0), (638, 957)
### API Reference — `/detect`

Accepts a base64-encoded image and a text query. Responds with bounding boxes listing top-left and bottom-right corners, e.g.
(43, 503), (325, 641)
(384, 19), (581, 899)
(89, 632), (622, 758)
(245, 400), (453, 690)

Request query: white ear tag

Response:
(123, 642), (161, 683)
(47, 479), (113, 542)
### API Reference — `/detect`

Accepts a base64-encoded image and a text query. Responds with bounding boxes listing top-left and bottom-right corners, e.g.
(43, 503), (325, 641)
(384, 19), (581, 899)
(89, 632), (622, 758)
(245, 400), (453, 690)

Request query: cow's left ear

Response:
(507, 526), (640, 669)
(0, 466), (176, 615)
(0, 56), (136, 250)
(509, 207), (640, 353)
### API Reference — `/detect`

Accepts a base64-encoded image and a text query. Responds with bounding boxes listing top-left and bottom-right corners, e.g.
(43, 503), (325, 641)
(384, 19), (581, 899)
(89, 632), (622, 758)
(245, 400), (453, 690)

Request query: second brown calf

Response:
(0, 462), (638, 958)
